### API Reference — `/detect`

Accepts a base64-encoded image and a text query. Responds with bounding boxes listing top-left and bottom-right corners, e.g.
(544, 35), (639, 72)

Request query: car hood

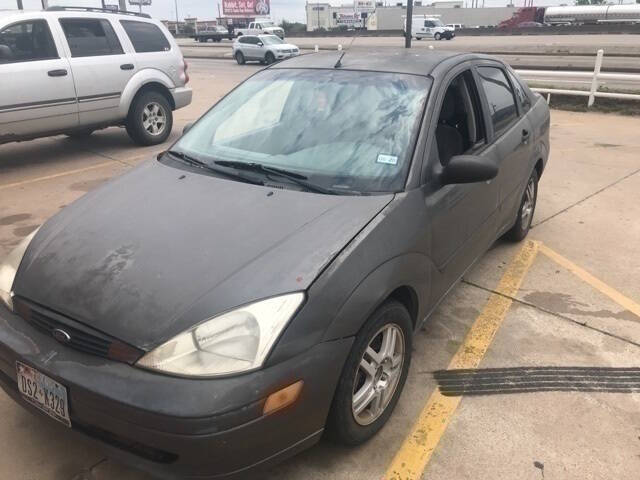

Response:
(14, 160), (393, 350)
(275, 43), (298, 50)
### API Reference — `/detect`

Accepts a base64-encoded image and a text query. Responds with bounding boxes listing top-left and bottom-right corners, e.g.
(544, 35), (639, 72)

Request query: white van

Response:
(403, 15), (455, 40)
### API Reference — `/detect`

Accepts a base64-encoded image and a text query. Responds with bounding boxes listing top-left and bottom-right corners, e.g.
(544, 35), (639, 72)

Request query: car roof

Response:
(0, 8), (155, 22)
(270, 49), (473, 77)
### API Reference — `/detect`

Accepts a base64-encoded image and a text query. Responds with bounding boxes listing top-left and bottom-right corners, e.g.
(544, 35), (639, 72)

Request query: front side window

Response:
(120, 20), (170, 53)
(0, 20), (58, 64)
(477, 66), (518, 137)
(174, 69), (431, 194)
(60, 18), (123, 57)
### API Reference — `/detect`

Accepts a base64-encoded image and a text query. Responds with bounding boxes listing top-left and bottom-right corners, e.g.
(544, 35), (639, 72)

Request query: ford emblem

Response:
(52, 328), (71, 344)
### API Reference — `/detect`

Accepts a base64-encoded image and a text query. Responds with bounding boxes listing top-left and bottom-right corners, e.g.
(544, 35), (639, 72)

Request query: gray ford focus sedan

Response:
(0, 50), (549, 479)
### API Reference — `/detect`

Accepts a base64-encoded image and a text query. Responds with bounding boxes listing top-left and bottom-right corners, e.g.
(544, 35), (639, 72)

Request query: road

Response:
(1, 58), (640, 480)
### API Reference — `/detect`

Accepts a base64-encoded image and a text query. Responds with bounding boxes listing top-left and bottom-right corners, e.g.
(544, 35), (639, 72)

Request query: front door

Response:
(423, 67), (501, 304)
(57, 17), (136, 126)
(0, 18), (78, 141)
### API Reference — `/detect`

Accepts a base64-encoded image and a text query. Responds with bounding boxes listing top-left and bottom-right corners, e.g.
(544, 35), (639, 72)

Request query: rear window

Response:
(477, 66), (518, 137)
(120, 20), (170, 53)
(59, 18), (123, 57)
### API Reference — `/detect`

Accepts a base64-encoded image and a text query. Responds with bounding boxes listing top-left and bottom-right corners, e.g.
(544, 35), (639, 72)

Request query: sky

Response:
(2, 0), (638, 24)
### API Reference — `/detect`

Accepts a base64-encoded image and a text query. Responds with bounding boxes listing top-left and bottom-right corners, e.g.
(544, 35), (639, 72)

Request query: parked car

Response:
(0, 7), (192, 146)
(235, 19), (284, 39)
(446, 23), (464, 30)
(233, 34), (299, 65)
(0, 49), (549, 479)
(192, 25), (232, 42)
(404, 15), (455, 40)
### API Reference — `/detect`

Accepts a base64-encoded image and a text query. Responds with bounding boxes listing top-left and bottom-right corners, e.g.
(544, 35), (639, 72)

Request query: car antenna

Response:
(334, 26), (362, 68)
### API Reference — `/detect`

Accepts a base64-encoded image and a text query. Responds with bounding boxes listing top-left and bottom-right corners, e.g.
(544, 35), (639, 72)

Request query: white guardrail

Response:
(515, 49), (640, 107)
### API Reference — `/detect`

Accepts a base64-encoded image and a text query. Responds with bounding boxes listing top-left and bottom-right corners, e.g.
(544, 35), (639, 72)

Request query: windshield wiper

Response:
(164, 150), (264, 186)
(214, 160), (349, 195)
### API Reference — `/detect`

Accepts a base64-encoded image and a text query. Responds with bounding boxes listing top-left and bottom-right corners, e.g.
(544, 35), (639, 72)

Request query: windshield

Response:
(432, 19), (444, 27)
(261, 35), (284, 45)
(261, 22), (276, 27)
(174, 69), (431, 194)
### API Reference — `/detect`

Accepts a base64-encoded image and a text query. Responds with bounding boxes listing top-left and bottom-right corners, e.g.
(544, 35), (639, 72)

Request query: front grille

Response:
(13, 297), (143, 364)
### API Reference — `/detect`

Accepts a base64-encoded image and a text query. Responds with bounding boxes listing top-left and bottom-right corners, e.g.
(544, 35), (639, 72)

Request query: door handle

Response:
(48, 69), (68, 77)
(521, 129), (530, 144)
(120, 63), (134, 70)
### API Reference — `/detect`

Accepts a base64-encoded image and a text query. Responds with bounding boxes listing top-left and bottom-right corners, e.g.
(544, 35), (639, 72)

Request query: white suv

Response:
(0, 7), (192, 146)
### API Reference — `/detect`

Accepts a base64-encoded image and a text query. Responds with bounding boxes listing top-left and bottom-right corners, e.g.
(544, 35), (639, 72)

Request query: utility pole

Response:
(218, 2), (222, 21)
(317, 1), (320, 31)
(17, 0), (24, 9)
(175, 0), (180, 35)
(405, 0), (413, 48)
(118, 0), (126, 11)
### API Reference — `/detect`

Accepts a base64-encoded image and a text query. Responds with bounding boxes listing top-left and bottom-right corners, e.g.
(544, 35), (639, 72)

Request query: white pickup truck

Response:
(235, 20), (284, 39)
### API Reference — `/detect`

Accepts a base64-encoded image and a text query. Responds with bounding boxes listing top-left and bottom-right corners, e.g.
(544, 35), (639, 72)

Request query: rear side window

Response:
(507, 70), (532, 113)
(0, 20), (58, 64)
(60, 18), (123, 57)
(477, 66), (518, 137)
(120, 20), (170, 53)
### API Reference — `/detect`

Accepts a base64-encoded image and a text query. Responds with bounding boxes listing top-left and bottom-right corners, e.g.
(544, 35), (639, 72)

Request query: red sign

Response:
(222, 0), (270, 17)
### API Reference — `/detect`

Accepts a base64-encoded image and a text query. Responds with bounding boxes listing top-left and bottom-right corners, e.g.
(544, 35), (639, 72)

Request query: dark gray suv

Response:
(0, 50), (549, 479)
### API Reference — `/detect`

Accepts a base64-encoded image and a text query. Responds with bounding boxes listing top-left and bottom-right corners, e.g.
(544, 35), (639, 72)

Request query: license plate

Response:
(16, 361), (71, 427)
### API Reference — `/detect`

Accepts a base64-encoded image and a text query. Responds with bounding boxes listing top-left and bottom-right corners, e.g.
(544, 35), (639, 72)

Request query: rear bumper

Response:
(171, 87), (192, 110)
(0, 302), (352, 479)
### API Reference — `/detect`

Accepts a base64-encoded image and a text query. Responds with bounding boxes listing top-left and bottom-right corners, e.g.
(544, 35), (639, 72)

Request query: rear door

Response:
(474, 63), (535, 234)
(118, 20), (175, 82)
(58, 16), (136, 125)
(0, 17), (78, 140)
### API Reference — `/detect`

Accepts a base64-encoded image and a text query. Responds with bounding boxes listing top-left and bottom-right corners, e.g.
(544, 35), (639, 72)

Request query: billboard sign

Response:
(355, 0), (375, 12)
(222, 0), (270, 17)
(336, 12), (362, 26)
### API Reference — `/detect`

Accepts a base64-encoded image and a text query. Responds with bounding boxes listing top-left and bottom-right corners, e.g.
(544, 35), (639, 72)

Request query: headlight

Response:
(0, 229), (38, 311)
(136, 292), (304, 377)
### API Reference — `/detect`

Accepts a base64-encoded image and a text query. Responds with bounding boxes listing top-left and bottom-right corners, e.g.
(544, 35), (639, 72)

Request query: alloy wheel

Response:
(521, 176), (536, 227)
(142, 102), (166, 136)
(352, 323), (405, 426)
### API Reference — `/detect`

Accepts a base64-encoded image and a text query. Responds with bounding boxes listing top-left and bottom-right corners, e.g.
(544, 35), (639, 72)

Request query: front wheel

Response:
(505, 169), (538, 242)
(235, 51), (245, 65)
(434, 32), (442, 40)
(125, 91), (172, 146)
(326, 300), (412, 445)
(264, 51), (276, 65)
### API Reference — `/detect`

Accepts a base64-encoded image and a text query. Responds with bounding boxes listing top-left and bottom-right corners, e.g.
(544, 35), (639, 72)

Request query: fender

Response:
(321, 253), (434, 342)
(118, 69), (176, 117)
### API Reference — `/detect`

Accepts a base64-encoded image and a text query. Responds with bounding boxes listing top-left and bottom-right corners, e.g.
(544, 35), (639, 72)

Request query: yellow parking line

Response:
(384, 240), (540, 480)
(539, 244), (640, 318)
(0, 161), (115, 191)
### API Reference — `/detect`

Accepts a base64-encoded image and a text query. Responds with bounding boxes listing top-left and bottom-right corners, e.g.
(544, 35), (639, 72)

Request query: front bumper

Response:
(0, 302), (352, 479)
(275, 51), (300, 60)
(170, 86), (193, 111)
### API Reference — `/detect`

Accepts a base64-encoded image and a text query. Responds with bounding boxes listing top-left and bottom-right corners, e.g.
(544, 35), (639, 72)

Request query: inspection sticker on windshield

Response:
(377, 154), (398, 165)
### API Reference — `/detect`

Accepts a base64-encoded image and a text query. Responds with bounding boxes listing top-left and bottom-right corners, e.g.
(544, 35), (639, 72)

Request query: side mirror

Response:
(442, 155), (498, 185)
(182, 122), (194, 135)
(257, 41), (264, 47)
(0, 44), (12, 61)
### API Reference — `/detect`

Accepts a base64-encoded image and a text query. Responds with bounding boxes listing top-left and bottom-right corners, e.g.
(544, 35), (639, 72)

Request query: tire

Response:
(505, 169), (539, 242)
(235, 51), (245, 65)
(65, 129), (94, 139)
(265, 51), (276, 65)
(326, 300), (412, 445)
(434, 32), (442, 40)
(125, 90), (172, 146)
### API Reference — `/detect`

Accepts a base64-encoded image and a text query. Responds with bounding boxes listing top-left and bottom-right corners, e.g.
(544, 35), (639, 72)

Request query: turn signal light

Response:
(263, 381), (303, 415)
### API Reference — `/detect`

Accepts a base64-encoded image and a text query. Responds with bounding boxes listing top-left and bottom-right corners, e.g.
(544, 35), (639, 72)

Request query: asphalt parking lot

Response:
(1, 59), (640, 480)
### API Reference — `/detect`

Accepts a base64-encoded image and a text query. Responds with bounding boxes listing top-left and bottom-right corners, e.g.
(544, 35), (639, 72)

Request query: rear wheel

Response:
(505, 169), (538, 242)
(125, 91), (172, 146)
(265, 51), (276, 65)
(235, 51), (245, 65)
(326, 300), (412, 445)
